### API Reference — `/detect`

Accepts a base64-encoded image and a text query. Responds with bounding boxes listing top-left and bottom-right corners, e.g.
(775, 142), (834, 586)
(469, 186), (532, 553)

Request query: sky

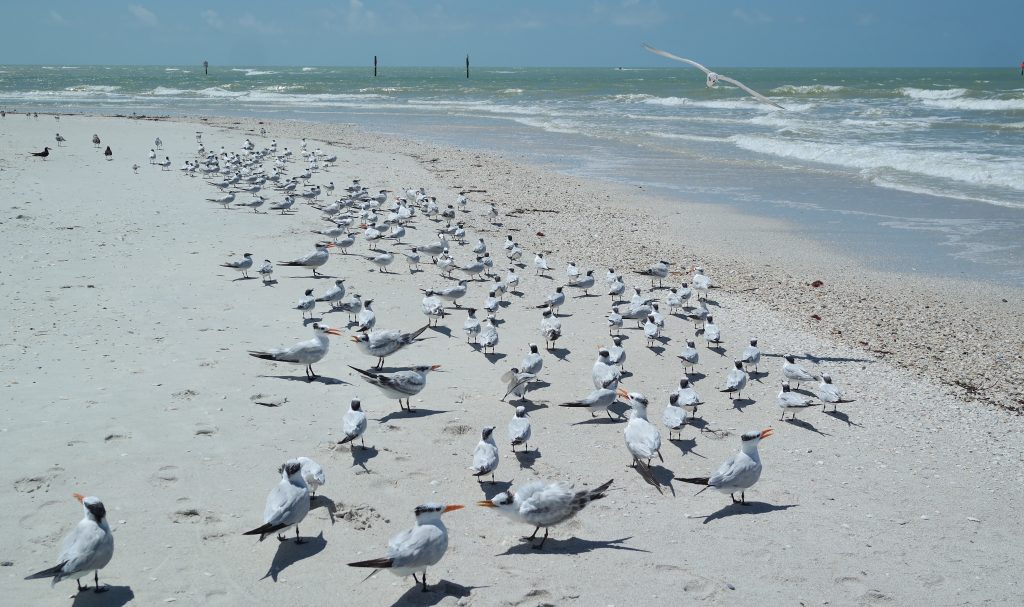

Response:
(1, 1), (1021, 67)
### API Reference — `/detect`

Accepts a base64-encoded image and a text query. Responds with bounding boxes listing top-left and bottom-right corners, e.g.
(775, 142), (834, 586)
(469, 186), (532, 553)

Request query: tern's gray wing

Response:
(264, 481), (308, 526)
(642, 43), (712, 74)
(709, 453), (759, 489)
(717, 75), (785, 109)
(57, 521), (112, 580)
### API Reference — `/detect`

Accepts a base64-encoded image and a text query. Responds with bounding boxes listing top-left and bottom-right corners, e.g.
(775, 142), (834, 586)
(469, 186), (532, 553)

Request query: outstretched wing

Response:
(717, 75), (785, 109)
(642, 43), (712, 74)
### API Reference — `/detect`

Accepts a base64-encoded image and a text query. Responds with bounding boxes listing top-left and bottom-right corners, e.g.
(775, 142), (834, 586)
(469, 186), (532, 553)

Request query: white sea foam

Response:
(771, 84), (845, 94)
(869, 177), (1023, 210)
(899, 87), (967, 100)
(301, 67), (316, 71)
(149, 87), (187, 96)
(921, 98), (1024, 111)
(65, 85), (120, 93)
(730, 135), (1024, 192)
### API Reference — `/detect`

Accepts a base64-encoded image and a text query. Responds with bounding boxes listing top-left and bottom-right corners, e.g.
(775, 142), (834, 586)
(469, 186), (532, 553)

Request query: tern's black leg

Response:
(534, 527), (549, 549)
(413, 573), (420, 585)
(525, 526), (539, 541)
(731, 493), (738, 504)
(94, 571), (107, 593)
(295, 526), (306, 544)
(77, 579), (86, 592)
(421, 572), (429, 592)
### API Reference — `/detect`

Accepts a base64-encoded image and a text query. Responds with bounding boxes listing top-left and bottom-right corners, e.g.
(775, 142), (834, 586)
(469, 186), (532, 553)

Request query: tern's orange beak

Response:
(324, 327), (343, 336)
(350, 335), (361, 343)
(325, 242), (336, 248)
(443, 504), (464, 513)
(616, 387), (630, 399)
(476, 500), (496, 508)
(431, 364), (442, 371)
(73, 492), (85, 503)
(760, 428), (774, 439)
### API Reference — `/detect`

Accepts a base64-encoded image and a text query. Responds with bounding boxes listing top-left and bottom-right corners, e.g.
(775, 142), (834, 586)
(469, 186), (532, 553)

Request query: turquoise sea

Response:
(2, 65), (1022, 284)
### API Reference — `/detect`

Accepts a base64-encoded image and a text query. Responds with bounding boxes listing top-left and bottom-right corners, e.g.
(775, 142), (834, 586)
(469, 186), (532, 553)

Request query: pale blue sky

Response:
(2, 1), (1021, 67)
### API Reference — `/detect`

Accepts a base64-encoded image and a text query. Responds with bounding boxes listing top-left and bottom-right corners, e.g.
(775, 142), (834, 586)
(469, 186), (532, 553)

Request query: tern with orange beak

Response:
(348, 364), (441, 411)
(478, 479), (613, 549)
(25, 493), (114, 593)
(348, 503), (463, 593)
(278, 242), (333, 276)
(676, 428), (773, 504)
(351, 324), (431, 369)
(248, 323), (342, 381)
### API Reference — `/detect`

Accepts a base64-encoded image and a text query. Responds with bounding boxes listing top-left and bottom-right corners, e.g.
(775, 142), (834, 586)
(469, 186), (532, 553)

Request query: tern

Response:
(249, 323), (342, 380)
(353, 325), (430, 368)
(568, 270), (596, 295)
(501, 368), (536, 403)
(619, 390), (664, 492)
(477, 315), (499, 354)
(207, 192), (236, 209)
(338, 399), (368, 448)
(257, 260), (274, 283)
(356, 299), (376, 332)
(508, 406), (532, 451)
(315, 279), (347, 308)
(607, 307), (624, 335)
(30, 147), (51, 160)
(638, 260), (671, 288)
(347, 503), (463, 593)
(424, 280), (468, 308)
(25, 494), (114, 593)
(593, 349), (622, 390)
(817, 374), (853, 411)
(243, 459), (310, 543)
(643, 44), (785, 109)
(471, 426), (500, 482)
(667, 284), (692, 311)
(560, 380), (621, 419)
(54, 133), (66, 147)
(778, 382), (818, 420)
(279, 242), (333, 277)
(782, 354), (817, 388)
(422, 293), (446, 326)
(692, 266), (713, 299)
(92, 134), (101, 148)
(295, 288), (316, 319)
(704, 315), (722, 347)
(349, 364), (440, 411)
(297, 457), (325, 499)
(607, 335), (626, 370)
(662, 393), (692, 441)
(520, 343), (543, 376)
(365, 251), (395, 273)
(721, 360), (749, 399)
(221, 252), (253, 278)
(672, 377), (703, 418)
(741, 338), (761, 372)
(566, 262), (579, 284)
(478, 479), (613, 549)
(537, 286), (566, 314)
(463, 308), (481, 343)
(676, 428), (774, 504)
(679, 340), (699, 373)
(534, 252), (550, 276)
(539, 309), (563, 350)
(402, 247), (421, 272)
(336, 293), (363, 322)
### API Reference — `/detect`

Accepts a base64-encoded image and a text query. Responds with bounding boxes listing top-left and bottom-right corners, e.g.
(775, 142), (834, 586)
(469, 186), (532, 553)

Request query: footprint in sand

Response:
(150, 465), (179, 486)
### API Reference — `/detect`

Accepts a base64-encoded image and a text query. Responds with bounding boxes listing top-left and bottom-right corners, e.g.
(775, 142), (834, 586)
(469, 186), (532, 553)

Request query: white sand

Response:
(2, 114), (1022, 606)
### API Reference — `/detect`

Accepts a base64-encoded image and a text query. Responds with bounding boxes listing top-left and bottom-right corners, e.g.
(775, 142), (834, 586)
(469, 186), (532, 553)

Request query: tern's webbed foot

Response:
(94, 585), (109, 594)
(277, 534), (287, 542)
(295, 538), (307, 544)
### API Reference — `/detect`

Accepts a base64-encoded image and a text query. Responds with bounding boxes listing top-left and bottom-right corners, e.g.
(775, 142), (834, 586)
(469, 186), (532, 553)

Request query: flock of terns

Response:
(26, 123), (853, 597)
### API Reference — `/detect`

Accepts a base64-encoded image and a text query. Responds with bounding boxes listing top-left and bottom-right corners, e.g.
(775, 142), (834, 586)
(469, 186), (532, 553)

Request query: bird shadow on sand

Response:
(547, 347), (571, 362)
(761, 351), (875, 365)
(700, 502), (797, 525)
(784, 417), (831, 436)
(647, 464), (676, 496)
(261, 532), (327, 581)
(571, 414), (623, 426)
(302, 317), (324, 326)
(310, 494), (338, 524)
(477, 479), (513, 498)
(528, 380), (551, 390)
(72, 586), (134, 607)
(427, 325), (452, 338)
(514, 448), (541, 468)
(504, 399), (547, 414)
(747, 370), (769, 383)
(287, 274), (337, 280)
(232, 276), (258, 282)
(497, 536), (648, 557)
(348, 445), (379, 471)
(824, 409), (862, 427)
(684, 371), (707, 382)
(374, 409), (447, 424)
(648, 346), (666, 357)
(707, 345), (727, 357)
(483, 352), (508, 364)
(260, 279), (279, 287)
(667, 437), (706, 459)
(728, 397), (756, 412)
(389, 580), (482, 606)
(260, 374), (349, 386)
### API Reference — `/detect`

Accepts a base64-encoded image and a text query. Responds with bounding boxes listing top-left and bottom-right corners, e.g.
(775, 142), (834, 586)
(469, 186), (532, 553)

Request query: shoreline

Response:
(180, 112), (1024, 412)
(3, 112), (1022, 606)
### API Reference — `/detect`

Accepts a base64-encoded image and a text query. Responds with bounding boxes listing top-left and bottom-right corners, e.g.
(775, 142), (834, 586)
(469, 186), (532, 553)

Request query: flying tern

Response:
(643, 43), (785, 110)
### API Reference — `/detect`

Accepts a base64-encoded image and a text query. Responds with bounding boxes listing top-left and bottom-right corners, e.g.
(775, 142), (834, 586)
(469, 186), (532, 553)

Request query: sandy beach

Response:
(2, 113), (1022, 606)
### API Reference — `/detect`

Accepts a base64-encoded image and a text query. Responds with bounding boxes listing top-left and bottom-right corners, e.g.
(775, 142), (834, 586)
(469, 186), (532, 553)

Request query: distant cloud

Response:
(592, 1), (666, 28)
(202, 9), (224, 29)
(128, 4), (158, 27)
(731, 8), (773, 24)
(48, 9), (69, 26)
(346, 0), (377, 30)
(238, 13), (276, 34)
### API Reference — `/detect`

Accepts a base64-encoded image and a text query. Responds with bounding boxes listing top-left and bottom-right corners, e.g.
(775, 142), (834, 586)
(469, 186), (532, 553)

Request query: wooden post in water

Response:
(203, 60), (208, 75)
(374, 55), (378, 77)
(466, 54), (470, 79)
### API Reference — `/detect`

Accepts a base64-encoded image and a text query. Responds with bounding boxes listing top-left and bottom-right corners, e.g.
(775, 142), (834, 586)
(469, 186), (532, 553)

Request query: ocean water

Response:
(2, 65), (1022, 285)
